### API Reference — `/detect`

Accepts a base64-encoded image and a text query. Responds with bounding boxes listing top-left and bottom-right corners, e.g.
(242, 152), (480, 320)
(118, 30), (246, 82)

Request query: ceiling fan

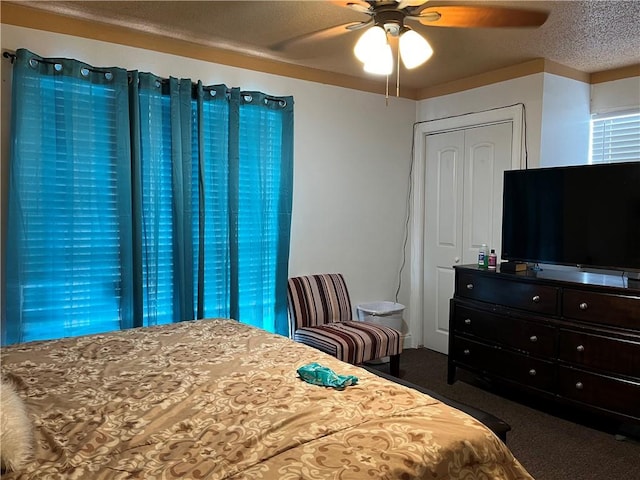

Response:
(273, 0), (549, 77)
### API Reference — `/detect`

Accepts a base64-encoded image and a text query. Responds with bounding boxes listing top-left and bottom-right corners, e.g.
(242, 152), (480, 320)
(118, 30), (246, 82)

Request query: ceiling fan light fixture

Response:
(354, 25), (387, 63)
(399, 29), (433, 69)
(363, 43), (393, 75)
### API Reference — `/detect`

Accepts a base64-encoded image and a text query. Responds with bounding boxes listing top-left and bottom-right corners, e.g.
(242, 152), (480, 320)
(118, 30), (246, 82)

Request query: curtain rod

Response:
(2, 50), (288, 104)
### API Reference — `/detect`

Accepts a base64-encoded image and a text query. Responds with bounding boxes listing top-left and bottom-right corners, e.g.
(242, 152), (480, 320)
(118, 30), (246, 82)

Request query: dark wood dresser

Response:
(448, 264), (640, 424)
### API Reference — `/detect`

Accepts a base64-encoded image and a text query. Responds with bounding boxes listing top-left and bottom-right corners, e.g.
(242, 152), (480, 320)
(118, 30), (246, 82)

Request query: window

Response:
(5, 58), (134, 343)
(589, 111), (640, 164)
(138, 82), (176, 326)
(4, 49), (293, 345)
(199, 88), (231, 320)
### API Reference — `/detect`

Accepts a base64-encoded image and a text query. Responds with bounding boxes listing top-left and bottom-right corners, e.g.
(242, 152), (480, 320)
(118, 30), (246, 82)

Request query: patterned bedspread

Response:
(1, 319), (533, 479)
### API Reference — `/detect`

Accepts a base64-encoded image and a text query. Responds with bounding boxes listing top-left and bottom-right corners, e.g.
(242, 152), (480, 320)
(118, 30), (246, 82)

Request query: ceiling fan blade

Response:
(329, 1), (371, 13)
(417, 5), (548, 28)
(406, 12), (441, 23)
(346, 18), (374, 31)
(397, 0), (430, 9)
(346, 2), (373, 15)
(270, 22), (366, 51)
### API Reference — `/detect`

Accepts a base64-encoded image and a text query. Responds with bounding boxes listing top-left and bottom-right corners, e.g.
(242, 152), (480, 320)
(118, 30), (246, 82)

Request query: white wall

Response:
(408, 71), (597, 346)
(0, 25), (416, 324)
(539, 74), (591, 167)
(416, 74), (545, 168)
(591, 76), (640, 115)
(415, 72), (640, 172)
(3, 24), (638, 346)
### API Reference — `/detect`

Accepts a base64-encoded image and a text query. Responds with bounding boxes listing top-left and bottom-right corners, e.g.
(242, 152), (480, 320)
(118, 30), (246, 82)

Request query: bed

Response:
(1, 319), (533, 479)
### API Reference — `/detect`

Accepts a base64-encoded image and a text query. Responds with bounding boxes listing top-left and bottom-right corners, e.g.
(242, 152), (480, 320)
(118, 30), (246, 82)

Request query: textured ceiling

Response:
(11, 0), (640, 91)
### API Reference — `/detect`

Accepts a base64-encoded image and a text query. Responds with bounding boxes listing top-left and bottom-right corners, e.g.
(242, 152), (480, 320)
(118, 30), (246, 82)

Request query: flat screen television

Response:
(501, 161), (640, 273)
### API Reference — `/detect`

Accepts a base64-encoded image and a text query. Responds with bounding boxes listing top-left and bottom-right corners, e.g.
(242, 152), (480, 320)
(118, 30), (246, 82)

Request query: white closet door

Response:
(462, 123), (513, 264)
(422, 122), (512, 353)
(422, 130), (465, 354)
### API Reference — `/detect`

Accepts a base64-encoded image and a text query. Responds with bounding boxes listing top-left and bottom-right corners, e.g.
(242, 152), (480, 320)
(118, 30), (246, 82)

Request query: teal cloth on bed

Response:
(297, 362), (359, 389)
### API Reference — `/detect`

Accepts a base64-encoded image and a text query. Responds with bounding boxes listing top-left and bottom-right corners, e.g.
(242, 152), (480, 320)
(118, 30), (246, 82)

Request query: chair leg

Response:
(389, 354), (400, 377)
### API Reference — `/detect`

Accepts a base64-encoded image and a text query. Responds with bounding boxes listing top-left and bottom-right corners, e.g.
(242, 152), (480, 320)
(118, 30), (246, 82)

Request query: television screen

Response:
(501, 162), (640, 271)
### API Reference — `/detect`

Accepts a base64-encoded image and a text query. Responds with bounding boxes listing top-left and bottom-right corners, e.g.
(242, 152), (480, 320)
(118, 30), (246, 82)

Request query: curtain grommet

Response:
(28, 58), (38, 69)
(105, 72), (113, 81)
(81, 67), (90, 77)
(54, 63), (63, 72)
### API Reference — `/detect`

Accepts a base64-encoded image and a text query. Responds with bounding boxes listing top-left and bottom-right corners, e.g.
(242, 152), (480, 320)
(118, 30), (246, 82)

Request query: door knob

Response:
(532, 295), (540, 303)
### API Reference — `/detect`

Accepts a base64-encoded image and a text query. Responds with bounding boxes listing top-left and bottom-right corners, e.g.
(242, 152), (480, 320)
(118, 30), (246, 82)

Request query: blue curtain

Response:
(5, 50), (134, 343)
(130, 73), (197, 327)
(3, 49), (294, 345)
(235, 90), (294, 334)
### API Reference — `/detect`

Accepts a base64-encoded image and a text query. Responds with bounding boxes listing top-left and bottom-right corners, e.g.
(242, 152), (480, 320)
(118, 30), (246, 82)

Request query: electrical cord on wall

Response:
(395, 102), (530, 302)
(394, 123), (417, 303)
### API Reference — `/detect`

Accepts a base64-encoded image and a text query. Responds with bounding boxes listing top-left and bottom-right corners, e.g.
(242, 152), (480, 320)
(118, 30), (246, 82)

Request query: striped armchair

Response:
(287, 273), (402, 376)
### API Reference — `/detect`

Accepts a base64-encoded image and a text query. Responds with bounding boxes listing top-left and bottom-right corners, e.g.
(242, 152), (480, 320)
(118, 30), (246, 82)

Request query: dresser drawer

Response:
(557, 366), (640, 420)
(450, 265), (640, 424)
(456, 272), (559, 315)
(563, 289), (640, 329)
(453, 304), (556, 357)
(452, 337), (555, 391)
(558, 329), (640, 379)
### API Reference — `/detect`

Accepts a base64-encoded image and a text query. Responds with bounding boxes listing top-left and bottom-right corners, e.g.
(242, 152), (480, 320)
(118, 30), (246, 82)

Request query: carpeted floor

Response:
(368, 347), (640, 480)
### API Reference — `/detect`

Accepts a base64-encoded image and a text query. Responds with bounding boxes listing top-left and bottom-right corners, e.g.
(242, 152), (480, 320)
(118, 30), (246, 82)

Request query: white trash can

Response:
(357, 301), (405, 364)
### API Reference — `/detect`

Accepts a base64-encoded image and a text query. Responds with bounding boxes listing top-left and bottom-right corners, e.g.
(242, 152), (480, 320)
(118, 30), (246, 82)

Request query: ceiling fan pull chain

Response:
(385, 74), (389, 106)
(396, 45), (400, 97)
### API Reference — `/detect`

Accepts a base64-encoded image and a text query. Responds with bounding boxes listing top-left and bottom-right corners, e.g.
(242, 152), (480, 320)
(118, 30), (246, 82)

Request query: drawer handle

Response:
(529, 335), (538, 343)
(464, 318), (471, 325)
(576, 345), (585, 353)
(575, 382), (584, 390)
(579, 302), (588, 310)
(529, 369), (537, 376)
(532, 295), (540, 303)
(463, 349), (470, 355)
(466, 283), (474, 290)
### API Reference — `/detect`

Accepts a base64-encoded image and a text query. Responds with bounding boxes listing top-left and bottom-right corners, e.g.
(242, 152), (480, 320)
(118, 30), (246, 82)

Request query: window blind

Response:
(6, 49), (294, 344)
(236, 103), (284, 332)
(200, 91), (232, 319)
(138, 85), (176, 326)
(5, 57), (133, 343)
(590, 112), (640, 164)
